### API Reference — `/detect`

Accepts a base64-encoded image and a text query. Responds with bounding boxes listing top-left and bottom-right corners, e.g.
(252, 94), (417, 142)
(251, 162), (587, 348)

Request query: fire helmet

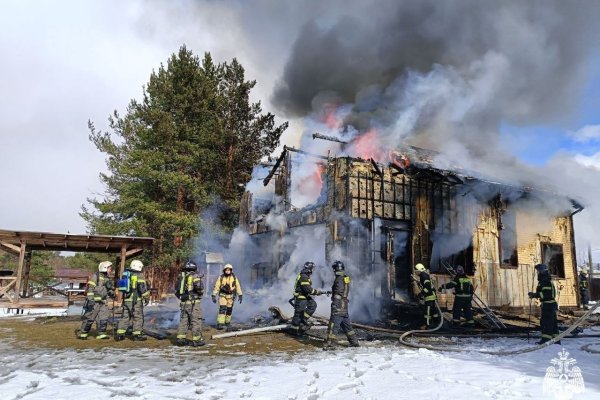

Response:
(303, 261), (315, 273)
(183, 260), (197, 272)
(455, 265), (465, 275)
(130, 259), (144, 272)
(580, 269), (588, 276)
(223, 264), (233, 273)
(415, 263), (426, 272)
(534, 264), (549, 275)
(98, 261), (113, 273)
(332, 260), (345, 271)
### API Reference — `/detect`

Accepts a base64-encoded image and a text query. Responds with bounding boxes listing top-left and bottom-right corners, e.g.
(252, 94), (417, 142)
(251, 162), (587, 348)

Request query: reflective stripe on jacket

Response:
(212, 274), (242, 297)
(419, 271), (437, 301)
(534, 276), (556, 303)
(294, 270), (318, 300)
(86, 272), (111, 301)
(441, 275), (474, 298)
(124, 271), (150, 302)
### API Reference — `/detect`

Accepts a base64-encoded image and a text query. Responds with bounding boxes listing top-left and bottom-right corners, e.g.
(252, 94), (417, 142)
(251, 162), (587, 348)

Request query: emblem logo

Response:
(543, 348), (585, 400)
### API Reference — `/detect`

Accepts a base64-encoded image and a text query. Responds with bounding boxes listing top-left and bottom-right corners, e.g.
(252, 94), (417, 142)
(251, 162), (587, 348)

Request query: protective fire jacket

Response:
(123, 271), (150, 303)
(212, 274), (242, 298)
(178, 272), (204, 304)
(579, 274), (589, 291)
(441, 274), (474, 298)
(418, 271), (437, 301)
(86, 272), (114, 302)
(293, 268), (319, 300)
(532, 273), (556, 304)
(331, 271), (350, 315)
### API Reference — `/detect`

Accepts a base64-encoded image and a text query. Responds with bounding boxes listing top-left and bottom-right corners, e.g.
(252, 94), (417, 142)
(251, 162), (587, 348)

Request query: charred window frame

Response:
(350, 168), (413, 220)
(541, 243), (565, 278)
(431, 183), (456, 234)
(499, 209), (518, 268)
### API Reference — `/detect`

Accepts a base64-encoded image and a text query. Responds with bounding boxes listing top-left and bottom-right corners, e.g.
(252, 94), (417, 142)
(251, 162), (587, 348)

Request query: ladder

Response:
(440, 262), (507, 330)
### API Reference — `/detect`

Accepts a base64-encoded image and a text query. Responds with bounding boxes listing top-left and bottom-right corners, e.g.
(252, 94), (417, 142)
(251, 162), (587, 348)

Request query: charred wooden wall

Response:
(242, 155), (580, 309)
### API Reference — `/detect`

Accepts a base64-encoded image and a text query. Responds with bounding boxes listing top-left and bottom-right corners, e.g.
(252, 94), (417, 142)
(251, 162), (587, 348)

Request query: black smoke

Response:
(272, 1), (600, 138)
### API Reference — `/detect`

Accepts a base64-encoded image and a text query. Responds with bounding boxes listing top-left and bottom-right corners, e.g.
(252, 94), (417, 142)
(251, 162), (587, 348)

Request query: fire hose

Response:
(399, 300), (600, 356)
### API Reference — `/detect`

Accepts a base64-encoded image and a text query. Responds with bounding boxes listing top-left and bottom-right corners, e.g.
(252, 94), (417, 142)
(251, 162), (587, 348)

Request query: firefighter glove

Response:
(212, 295), (217, 303)
(528, 292), (535, 299)
(238, 295), (243, 304)
(315, 290), (323, 296)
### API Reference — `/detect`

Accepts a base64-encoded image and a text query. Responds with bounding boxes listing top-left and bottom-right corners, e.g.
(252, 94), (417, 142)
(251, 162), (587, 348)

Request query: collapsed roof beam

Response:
(312, 132), (349, 144)
(263, 148), (288, 187)
(263, 146), (329, 187)
(284, 145), (329, 160)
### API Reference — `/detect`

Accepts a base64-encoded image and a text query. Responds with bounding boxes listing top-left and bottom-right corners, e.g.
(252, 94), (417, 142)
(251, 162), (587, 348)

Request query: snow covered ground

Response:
(1, 332), (599, 400)
(0, 307), (68, 318)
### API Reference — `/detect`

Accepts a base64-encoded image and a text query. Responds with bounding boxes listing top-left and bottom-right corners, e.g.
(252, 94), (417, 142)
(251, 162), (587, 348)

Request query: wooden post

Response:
(21, 253), (32, 297)
(14, 242), (26, 304)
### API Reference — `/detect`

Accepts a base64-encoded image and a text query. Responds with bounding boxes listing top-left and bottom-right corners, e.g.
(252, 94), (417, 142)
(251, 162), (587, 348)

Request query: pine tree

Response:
(82, 46), (287, 269)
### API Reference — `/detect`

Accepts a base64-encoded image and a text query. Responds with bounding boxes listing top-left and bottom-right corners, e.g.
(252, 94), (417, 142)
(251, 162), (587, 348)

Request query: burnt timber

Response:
(241, 146), (584, 314)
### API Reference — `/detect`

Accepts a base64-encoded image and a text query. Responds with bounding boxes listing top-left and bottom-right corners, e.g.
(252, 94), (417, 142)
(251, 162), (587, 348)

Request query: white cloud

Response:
(574, 151), (600, 169)
(568, 124), (600, 143)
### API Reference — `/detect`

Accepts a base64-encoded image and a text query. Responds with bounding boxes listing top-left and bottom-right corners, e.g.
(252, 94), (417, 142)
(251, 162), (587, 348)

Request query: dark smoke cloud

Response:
(273, 0), (600, 130)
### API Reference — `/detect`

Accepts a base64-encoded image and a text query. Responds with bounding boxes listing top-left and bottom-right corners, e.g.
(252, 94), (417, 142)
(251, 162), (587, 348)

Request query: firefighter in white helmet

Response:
(212, 264), (243, 330)
(116, 259), (150, 341)
(78, 261), (115, 340)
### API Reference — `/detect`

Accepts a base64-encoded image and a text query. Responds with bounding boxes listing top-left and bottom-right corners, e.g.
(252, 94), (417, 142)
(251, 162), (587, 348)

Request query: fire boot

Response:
(132, 334), (147, 341)
(96, 333), (110, 340)
(322, 341), (337, 351)
(176, 338), (189, 346)
(191, 338), (206, 347)
(115, 334), (125, 341)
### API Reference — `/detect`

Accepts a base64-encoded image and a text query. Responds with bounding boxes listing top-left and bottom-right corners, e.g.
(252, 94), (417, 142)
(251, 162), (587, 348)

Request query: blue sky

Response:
(501, 56), (600, 165)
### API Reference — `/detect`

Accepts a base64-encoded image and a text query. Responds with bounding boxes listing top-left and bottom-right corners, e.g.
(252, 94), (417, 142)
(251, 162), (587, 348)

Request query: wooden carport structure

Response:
(0, 229), (154, 305)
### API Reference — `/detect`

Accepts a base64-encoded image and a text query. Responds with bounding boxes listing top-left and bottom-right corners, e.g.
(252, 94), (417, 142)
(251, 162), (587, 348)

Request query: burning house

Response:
(239, 136), (584, 317)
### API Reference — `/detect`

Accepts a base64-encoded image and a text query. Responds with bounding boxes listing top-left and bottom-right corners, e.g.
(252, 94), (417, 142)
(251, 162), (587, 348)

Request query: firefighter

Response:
(115, 259), (150, 341)
(78, 261), (115, 339)
(439, 265), (475, 327)
(176, 260), (205, 346)
(529, 263), (559, 344)
(414, 263), (439, 329)
(290, 261), (325, 337)
(323, 261), (359, 350)
(211, 263), (243, 330)
(579, 269), (589, 310)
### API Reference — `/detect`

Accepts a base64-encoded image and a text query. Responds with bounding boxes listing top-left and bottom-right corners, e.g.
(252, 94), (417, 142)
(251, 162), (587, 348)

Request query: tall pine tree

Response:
(82, 46), (287, 269)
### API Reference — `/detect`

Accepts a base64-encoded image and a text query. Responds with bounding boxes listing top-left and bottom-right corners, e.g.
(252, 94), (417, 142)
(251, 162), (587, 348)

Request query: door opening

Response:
(381, 226), (411, 300)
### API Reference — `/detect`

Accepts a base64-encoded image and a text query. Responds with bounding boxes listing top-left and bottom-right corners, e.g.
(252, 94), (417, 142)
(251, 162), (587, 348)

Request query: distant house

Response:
(54, 268), (90, 291)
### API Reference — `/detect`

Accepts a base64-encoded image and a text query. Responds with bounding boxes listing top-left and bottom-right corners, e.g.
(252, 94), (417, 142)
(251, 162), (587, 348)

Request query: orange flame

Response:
(321, 104), (342, 129)
(296, 163), (326, 201)
(352, 128), (386, 161)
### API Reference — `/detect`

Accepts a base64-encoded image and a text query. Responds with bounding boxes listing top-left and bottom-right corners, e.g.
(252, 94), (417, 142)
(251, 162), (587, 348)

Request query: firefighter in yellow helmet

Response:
(212, 264), (243, 330)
